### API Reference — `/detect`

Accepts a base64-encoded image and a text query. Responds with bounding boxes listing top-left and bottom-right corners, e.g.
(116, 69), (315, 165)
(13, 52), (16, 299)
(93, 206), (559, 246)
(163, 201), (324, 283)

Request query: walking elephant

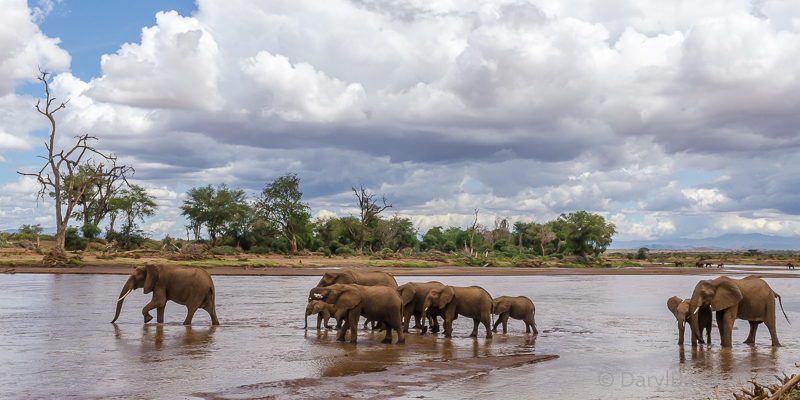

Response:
(492, 296), (538, 334)
(112, 263), (219, 326)
(315, 269), (397, 288)
(397, 281), (444, 334)
(689, 275), (788, 347)
(667, 296), (711, 346)
(421, 285), (493, 339)
(304, 300), (346, 330)
(309, 284), (405, 344)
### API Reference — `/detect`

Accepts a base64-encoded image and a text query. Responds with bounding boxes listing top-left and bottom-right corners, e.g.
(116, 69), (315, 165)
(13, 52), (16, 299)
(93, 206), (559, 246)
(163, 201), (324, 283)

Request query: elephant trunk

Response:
(420, 298), (433, 330)
(688, 301), (702, 343)
(111, 276), (134, 323)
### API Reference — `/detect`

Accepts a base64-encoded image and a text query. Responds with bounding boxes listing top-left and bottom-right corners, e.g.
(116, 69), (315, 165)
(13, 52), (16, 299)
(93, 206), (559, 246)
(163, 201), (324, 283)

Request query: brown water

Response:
(0, 271), (797, 399)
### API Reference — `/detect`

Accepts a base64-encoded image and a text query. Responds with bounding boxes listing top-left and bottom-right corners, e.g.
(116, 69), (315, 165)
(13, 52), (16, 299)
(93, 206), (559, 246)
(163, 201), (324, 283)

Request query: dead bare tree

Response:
(17, 69), (132, 249)
(468, 208), (479, 255)
(540, 224), (556, 256)
(346, 184), (392, 254)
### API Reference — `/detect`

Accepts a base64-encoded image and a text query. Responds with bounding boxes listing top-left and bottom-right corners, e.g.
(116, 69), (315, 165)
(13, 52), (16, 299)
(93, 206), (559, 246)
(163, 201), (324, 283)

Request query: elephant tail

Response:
(776, 293), (790, 325)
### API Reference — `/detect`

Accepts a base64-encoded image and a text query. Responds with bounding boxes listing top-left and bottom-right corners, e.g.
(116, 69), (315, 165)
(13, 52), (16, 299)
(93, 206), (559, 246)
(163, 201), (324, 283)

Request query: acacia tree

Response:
(345, 184), (392, 254)
(256, 173), (310, 254)
(180, 184), (249, 246)
(17, 69), (132, 249)
(557, 211), (617, 257)
(107, 185), (157, 248)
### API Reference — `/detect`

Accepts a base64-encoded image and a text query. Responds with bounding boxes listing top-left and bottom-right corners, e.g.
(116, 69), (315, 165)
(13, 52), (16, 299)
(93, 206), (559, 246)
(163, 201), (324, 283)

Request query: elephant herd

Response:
(667, 275), (789, 347)
(108, 264), (789, 350)
(305, 270), (538, 344)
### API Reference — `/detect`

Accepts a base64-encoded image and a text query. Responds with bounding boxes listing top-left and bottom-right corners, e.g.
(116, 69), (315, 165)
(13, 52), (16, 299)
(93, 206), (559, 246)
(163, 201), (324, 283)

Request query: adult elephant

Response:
(304, 300), (346, 330)
(492, 296), (538, 334)
(421, 285), (493, 339)
(309, 284), (405, 344)
(667, 296), (711, 346)
(112, 263), (219, 325)
(315, 269), (398, 288)
(397, 281), (444, 333)
(689, 275), (788, 347)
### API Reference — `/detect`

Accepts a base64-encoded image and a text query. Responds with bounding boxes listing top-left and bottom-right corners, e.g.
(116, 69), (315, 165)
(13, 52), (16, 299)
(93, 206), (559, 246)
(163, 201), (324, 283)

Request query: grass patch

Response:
(618, 262), (641, 267)
(368, 261), (437, 268)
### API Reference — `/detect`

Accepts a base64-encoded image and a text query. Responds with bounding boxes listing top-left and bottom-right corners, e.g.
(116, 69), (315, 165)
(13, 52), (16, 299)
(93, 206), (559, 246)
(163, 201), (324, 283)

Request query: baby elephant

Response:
(492, 296), (538, 334)
(309, 284), (405, 344)
(305, 300), (346, 330)
(667, 296), (711, 346)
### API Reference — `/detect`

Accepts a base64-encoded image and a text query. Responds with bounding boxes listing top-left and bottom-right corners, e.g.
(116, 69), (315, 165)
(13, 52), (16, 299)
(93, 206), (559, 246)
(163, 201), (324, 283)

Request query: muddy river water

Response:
(0, 270), (798, 399)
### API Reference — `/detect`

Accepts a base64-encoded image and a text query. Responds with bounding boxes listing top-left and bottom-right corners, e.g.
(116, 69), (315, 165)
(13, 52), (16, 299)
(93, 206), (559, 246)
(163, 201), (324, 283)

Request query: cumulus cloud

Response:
(87, 11), (224, 111)
(6, 0), (800, 243)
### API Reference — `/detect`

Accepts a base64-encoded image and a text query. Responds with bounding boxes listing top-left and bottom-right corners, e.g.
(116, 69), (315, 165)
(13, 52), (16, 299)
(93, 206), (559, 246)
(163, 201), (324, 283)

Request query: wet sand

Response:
(196, 354), (558, 399)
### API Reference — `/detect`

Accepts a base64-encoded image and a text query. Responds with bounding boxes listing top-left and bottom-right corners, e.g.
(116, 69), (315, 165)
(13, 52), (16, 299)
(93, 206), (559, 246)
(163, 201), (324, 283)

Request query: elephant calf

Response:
(421, 285), (493, 339)
(667, 296), (711, 346)
(309, 284), (405, 344)
(112, 263), (219, 326)
(305, 300), (346, 330)
(492, 296), (538, 334)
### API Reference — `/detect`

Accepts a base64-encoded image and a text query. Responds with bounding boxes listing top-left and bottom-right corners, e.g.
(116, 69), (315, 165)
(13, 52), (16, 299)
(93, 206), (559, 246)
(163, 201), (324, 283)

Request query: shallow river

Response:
(0, 271), (797, 399)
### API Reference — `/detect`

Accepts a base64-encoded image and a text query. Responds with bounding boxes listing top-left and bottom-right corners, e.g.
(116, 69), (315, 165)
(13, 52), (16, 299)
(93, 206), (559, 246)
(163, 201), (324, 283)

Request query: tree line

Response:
(178, 173), (617, 259)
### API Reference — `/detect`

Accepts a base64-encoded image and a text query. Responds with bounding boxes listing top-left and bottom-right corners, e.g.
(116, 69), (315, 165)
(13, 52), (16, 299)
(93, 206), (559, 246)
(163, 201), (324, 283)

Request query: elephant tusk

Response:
(117, 287), (133, 302)
(693, 307), (700, 315)
(424, 307), (428, 312)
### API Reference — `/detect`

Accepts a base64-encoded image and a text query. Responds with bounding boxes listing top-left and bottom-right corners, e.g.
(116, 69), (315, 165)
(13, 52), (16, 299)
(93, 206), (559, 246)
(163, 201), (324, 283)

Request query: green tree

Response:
(19, 224), (44, 235)
(256, 173), (311, 254)
(421, 226), (445, 251)
(557, 211), (617, 257)
(109, 185), (158, 239)
(180, 184), (249, 246)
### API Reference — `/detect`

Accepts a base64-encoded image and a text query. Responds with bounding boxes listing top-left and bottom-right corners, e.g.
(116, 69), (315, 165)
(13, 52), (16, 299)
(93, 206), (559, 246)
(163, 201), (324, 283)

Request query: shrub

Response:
(81, 223), (101, 239)
(336, 246), (354, 256)
(210, 246), (240, 255)
(626, 253), (635, 260)
(16, 233), (38, 242)
(247, 246), (272, 255)
(383, 248), (393, 254)
(443, 241), (456, 253)
(64, 227), (89, 251)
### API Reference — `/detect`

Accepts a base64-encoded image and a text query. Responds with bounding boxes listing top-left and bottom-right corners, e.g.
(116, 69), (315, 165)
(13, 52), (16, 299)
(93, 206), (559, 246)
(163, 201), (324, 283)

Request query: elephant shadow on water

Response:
(134, 324), (217, 356)
(686, 345), (778, 376)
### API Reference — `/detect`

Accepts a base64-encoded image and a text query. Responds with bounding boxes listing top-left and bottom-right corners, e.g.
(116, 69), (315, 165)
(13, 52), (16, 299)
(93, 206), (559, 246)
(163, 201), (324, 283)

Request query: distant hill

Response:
(609, 233), (800, 251)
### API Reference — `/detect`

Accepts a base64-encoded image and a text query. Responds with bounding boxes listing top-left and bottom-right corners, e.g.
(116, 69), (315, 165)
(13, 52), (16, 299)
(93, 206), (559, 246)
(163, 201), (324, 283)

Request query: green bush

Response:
(443, 241), (456, 253)
(383, 248), (393, 253)
(626, 253), (635, 260)
(336, 246), (354, 256)
(64, 227), (89, 251)
(81, 223), (101, 239)
(16, 233), (38, 242)
(247, 246), (272, 255)
(210, 246), (240, 255)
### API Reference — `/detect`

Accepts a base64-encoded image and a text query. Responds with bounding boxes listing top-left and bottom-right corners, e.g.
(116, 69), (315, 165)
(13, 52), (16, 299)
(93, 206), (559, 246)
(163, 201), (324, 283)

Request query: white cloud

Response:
(87, 11), (224, 111)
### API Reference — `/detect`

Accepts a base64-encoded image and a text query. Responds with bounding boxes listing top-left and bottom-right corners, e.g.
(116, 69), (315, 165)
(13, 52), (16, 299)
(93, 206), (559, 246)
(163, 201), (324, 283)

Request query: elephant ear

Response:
(398, 284), (415, 306)
(438, 286), (455, 308)
(494, 299), (511, 315)
(710, 277), (743, 312)
(667, 296), (682, 315)
(333, 286), (361, 309)
(143, 264), (160, 294)
(311, 301), (326, 314)
(336, 272), (356, 285)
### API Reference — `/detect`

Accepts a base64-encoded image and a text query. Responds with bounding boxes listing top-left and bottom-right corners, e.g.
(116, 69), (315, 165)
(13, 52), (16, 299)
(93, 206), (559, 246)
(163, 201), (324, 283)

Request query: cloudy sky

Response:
(2, 0), (800, 244)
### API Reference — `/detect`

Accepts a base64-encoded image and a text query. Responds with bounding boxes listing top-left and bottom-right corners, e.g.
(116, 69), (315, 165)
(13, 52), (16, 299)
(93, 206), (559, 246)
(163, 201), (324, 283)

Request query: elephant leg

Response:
(744, 321), (759, 344)
(483, 313), (493, 339)
(430, 316), (440, 333)
(202, 302), (219, 326)
(470, 318), (480, 337)
(765, 311), (781, 347)
(184, 305), (199, 325)
(348, 309), (360, 343)
(316, 313), (323, 330)
(525, 314), (538, 335)
(156, 306), (165, 324)
(492, 315), (501, 332)
(142, 299), (163, 323)
(501, 314), (509, 334)
(402, 307), (412, 333)
(337, 318), (349, 341)
(719, 309), (736, 347)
